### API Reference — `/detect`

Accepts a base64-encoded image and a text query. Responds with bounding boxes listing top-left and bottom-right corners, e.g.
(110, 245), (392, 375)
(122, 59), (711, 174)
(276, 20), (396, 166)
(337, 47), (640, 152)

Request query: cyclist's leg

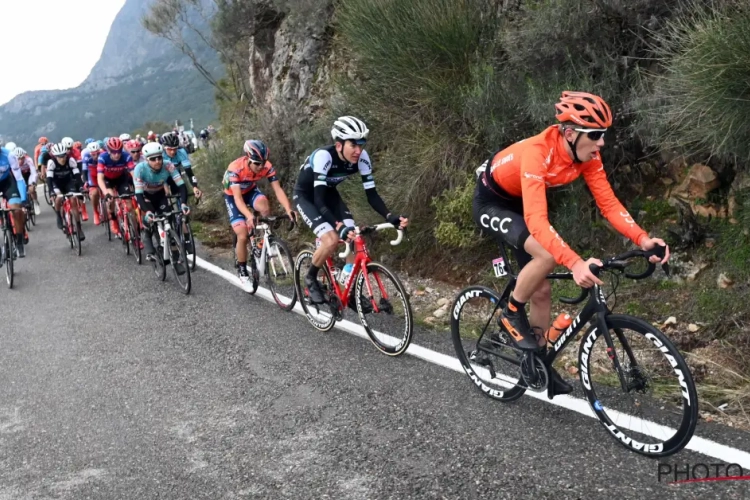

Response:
(293, 190), (337, 267)
(250, 188), (270, 217)
(472, 193), (554, 338)
(327, 189), (356, 265)
(224, 193), (251, 266)
(141, 192), (162, 256)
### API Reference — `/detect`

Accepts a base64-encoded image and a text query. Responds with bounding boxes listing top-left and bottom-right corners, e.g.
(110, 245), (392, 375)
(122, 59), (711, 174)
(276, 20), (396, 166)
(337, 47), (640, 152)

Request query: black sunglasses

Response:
(574, 128), (607, 141)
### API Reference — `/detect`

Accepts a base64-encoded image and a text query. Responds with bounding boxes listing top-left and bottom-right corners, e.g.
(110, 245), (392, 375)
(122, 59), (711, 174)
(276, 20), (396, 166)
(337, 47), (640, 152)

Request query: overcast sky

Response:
(0, 0), (127, 106)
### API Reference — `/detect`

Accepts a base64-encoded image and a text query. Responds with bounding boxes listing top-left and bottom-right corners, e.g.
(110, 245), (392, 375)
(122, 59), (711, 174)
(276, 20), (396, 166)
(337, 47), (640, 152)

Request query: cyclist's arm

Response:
(265, 164), (293, 214)
(70, 159), (82, 190)
(25, 158), (38, 185)
(311, 150), (340, 227)
(133, 167), (152, 209)
(358, 150), (389, 218)
(96, 160), (108, 193)
(581, 161), (648, 246)
(46, 160), (57, 193)
(179, 149), (198, 187)
(166, 163), (188, 204)
(9, 154), (27, 202)
(520, 151), (582, 270)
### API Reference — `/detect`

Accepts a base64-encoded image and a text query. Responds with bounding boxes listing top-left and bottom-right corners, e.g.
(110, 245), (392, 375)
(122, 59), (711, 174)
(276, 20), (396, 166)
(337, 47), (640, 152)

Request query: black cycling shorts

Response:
(472, 175), (532, 269)
(104, 175), (134, 196)
(293, 188), (355, 238)
(0, 176), (22, 204)
(51, 175), (77, 197)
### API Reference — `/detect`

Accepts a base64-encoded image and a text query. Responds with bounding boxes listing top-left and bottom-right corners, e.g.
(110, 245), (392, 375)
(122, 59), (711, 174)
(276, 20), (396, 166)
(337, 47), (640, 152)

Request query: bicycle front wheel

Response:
(4, 230), (14, 289)
(355, 262), (413, 356)
(266, 238), (296, 311)
(128, 212), (142, 264)
(149, 230), (166, 281)
(451, 286), (526, 402)
(168, 227), (191, 294)
(72, 219), (81, 256)
(579, 314), (698, 457)
(119, 211), (129, 254)
(44, 184), (51, 206)
(184, 219), (196, 271)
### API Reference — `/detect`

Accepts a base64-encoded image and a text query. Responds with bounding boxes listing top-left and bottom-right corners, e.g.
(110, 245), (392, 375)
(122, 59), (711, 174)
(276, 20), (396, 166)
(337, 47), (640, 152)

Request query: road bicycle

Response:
(115, 194), (142, 265)
(294, 224), (413, 356)
(450, 243), (697, 457)
(232, 213), (297, 310)
(144, 207), (191, 294)
(0, 196), (19, 288)
(60, 192), (85, 256)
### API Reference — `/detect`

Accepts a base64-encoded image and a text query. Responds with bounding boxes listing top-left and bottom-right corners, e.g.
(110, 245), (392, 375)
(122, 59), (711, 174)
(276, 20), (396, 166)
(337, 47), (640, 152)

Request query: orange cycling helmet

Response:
(39, 137), (48, 144)
(554, 91), (612, 129)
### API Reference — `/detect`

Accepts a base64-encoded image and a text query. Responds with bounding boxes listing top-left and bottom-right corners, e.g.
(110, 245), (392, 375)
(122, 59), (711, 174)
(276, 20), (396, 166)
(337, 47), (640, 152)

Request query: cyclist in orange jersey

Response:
(472, 91), (669, 396)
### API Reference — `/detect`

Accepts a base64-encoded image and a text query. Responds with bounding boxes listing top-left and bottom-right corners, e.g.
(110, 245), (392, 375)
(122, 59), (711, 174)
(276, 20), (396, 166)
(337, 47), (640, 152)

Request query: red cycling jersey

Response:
(488, 125), (647, 269)
(222, 157), (278, 196)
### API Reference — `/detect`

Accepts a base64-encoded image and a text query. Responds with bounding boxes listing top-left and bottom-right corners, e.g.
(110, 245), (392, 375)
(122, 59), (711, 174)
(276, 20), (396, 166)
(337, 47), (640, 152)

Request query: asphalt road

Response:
(1, 202), (749, 499)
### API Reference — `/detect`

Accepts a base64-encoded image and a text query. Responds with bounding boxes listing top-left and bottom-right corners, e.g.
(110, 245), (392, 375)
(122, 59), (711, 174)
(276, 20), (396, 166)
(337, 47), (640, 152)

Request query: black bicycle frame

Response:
(475, 242), (632, 392)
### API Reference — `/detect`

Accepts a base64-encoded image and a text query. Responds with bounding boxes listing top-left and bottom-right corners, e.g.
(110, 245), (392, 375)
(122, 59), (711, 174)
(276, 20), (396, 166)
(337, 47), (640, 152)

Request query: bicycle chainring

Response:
(520, 353), (549, 391)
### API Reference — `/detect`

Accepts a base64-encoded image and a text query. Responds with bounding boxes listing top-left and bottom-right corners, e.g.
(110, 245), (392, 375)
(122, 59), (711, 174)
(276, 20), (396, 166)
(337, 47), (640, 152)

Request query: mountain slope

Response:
(0, 0), (221, 148)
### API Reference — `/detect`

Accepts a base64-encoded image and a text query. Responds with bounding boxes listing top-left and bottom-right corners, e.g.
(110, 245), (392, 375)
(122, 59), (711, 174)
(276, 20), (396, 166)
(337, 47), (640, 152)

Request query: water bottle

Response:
(545, 313), (573, 343)
(339, 263), (353, 285)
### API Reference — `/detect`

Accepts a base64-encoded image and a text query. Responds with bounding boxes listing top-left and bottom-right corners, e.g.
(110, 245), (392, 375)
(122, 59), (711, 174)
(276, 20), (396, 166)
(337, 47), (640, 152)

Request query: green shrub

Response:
(640, 0), (750, 162)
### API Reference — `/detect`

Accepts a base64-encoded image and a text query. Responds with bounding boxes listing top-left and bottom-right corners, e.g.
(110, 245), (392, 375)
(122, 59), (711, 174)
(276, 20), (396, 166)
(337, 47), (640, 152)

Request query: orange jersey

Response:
(222, 156), (278, 195)
(488, 125), (647, 269)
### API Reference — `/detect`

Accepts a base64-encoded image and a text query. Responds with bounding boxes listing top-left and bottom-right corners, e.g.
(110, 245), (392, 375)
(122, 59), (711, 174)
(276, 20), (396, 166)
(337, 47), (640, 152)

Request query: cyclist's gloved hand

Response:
(245, 217), (255, 234)
(640, 236), (670, 265)
(181, 203), (190, 215)
(105, 193), (113, 202)
(144, 211), (155, 224)
(572, 257), (604, 288)
(386, 213), (408, 229)
(338, 224), (356, 242)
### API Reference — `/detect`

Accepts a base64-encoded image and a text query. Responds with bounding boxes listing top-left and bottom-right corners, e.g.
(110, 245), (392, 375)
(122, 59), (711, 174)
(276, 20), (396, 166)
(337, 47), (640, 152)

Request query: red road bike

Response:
(294, 223), (413, 356)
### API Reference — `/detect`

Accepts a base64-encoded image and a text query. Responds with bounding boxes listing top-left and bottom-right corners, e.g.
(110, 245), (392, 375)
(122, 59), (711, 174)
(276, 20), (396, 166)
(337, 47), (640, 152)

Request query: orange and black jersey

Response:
(483, 125), (647, 269)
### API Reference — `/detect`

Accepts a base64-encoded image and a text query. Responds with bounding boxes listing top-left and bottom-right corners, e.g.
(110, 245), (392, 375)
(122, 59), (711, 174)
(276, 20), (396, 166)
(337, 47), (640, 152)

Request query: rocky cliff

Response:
(0, 0), (220, 148)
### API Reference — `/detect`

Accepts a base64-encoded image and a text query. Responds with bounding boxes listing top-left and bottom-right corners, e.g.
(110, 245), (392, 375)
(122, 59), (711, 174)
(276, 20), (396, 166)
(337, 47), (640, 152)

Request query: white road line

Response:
(194, 255), (750, 468)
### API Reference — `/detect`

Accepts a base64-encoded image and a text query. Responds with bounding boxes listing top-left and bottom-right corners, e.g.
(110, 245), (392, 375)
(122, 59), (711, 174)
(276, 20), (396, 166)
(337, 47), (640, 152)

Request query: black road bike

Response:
(451, 244), (698, 457)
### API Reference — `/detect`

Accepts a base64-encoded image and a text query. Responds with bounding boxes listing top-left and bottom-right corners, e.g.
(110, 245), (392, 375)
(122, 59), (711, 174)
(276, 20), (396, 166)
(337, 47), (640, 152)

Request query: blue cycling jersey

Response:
(133, 160), (184, 194)
(162, 148), (191, 169)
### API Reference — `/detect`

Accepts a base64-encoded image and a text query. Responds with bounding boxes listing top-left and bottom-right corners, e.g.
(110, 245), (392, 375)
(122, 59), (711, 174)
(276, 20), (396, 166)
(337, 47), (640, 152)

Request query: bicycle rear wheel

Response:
(294, 249), (336, 332)
(451, 286), (526, 402)
(578, 314), (698, 457)
(4, 230), (13, 289)
(168, 227), (191, 294)
(266, 238), (296, 311)
(128, 212), (142, 264)
(354, 262), (413, 356)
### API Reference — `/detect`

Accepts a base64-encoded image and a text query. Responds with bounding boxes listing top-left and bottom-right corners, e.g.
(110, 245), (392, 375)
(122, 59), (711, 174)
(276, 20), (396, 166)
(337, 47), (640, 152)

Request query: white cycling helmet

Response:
(87, 142), (101, 153)
(119, 133), (131, 141)
(61, 137), (74, 149)
(4, 142), (16, 151)
(51, 143), (68, 156)
(331, 116), (369, 142)
(12, 147), (26, 158)
(143, 142), (163, 158)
